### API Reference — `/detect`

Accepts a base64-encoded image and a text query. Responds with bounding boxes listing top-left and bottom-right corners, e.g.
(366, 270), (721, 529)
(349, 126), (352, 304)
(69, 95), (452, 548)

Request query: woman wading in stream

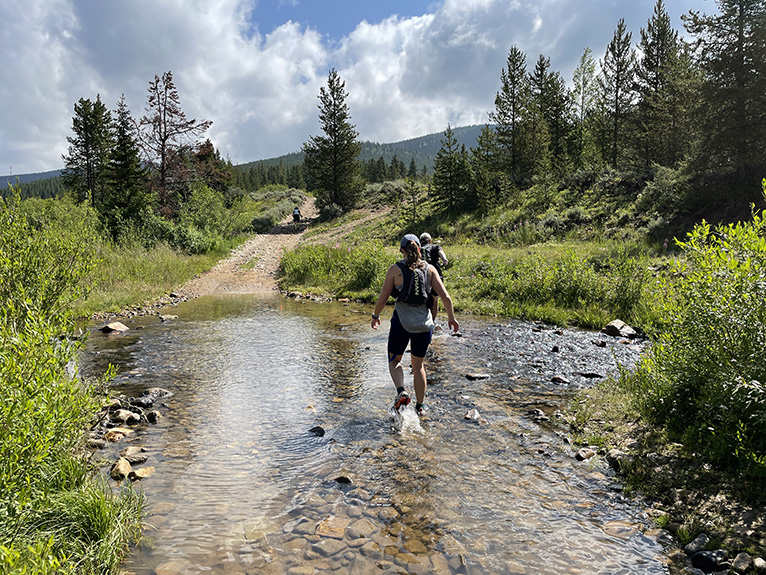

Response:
(370, 234), (459, 417)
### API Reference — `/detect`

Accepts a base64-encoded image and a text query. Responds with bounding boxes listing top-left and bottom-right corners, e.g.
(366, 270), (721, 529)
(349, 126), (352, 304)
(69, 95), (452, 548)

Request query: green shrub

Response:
(0, 191), (142, 573)
(636, 209), (766, 476)
(1, 195), (99, 329)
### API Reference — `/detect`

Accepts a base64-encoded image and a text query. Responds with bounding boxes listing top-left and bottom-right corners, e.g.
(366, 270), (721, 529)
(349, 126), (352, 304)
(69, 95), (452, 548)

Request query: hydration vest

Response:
(392, 261), (430, 306)
(422, 244), (443, 276)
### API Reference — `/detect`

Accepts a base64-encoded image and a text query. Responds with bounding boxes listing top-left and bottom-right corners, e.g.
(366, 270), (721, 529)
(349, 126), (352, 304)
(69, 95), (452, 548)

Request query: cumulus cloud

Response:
(0, 0), (710, 174)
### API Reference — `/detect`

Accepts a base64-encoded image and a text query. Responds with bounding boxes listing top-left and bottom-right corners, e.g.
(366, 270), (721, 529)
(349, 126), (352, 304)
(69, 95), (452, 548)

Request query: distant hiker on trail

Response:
(292, 206), (301, 223)
(419, 233), (449, 321)
(370, 233), (459, 417)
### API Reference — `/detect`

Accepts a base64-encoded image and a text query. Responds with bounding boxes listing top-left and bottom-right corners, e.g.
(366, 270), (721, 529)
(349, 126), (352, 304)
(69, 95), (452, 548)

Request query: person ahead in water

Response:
(419, 232), (449, 321)
(370, 234), (459, 416)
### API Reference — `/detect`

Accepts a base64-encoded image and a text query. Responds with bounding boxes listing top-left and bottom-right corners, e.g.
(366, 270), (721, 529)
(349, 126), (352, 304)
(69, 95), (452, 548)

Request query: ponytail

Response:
(402, 240), (421, 269)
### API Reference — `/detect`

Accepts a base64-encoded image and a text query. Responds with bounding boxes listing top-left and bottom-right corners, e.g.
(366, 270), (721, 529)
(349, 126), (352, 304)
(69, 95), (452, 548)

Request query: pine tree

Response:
(138, 71), (212, 217)
(408, 158), (418, 180)
(194, 139), (232, 194)
(102, 95), (150, 234)
(470, 124), (507, 213)
(635, 0), (694, 168)
(375, 157), (388, 182)
(572, 47), (600, 169)
(528, 55), (571, 179)
(683, 0), (766, 184)
(432, 125), (472, 212)
(490, 45), (530, 186)
(61, 95), (113, 209)
(599, 19), (636, 169)
(302, 68), (364, 219)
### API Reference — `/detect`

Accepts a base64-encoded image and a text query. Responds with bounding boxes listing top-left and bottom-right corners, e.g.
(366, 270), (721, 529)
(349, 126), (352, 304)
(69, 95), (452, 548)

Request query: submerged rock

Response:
(146, 410), (162, 424)
(465, 373), (490, 381)
(128, 466), (155, 481)
(527, 409), (549, 422)
(103, 427), (134, 442)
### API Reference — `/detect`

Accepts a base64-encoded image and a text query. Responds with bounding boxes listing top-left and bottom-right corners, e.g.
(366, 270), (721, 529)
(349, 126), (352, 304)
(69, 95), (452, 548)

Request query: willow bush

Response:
(0, 192), (142, 573)
(633, 202), (766, 477)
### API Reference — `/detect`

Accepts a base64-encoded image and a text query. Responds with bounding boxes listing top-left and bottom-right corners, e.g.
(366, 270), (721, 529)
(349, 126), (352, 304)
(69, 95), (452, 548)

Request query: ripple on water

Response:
(85, 296), (664, 575)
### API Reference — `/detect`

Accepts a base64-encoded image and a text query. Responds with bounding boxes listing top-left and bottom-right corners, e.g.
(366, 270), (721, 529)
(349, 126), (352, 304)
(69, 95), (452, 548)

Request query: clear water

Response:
(82, 295), (671, 575)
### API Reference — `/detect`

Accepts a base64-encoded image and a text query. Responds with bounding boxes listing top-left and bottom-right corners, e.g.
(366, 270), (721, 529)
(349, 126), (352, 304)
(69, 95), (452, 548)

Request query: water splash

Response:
(388, 402), (424, 433)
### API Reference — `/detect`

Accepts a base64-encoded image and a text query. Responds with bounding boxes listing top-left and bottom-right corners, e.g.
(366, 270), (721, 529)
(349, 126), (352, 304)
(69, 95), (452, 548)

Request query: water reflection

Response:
(82, 295), (667, 575)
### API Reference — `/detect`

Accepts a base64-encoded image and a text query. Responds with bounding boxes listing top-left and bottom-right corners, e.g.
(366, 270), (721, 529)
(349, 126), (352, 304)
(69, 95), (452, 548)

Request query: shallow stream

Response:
(82, 295), (671, 575)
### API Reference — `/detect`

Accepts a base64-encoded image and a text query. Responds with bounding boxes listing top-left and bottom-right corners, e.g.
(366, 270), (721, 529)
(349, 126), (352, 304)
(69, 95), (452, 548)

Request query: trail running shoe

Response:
(393, 390), (411, 412)
(415, 404), (426, 417)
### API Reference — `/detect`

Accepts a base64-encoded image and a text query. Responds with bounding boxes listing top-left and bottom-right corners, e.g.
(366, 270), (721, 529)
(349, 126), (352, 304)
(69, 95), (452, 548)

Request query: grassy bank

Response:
(72, 240), (237, 318)
(279, 239), (657, 330)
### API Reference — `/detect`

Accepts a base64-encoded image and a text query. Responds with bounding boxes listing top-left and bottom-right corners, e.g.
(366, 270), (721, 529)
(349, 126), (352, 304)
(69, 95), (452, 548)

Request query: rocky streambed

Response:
(83, 295), (749, 575)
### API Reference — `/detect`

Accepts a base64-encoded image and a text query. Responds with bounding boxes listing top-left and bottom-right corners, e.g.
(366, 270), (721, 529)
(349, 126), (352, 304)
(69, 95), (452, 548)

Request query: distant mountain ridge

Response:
(232, 124), (489, 173)
(3, 169), (62, 186)
(6, 124), (489, 183)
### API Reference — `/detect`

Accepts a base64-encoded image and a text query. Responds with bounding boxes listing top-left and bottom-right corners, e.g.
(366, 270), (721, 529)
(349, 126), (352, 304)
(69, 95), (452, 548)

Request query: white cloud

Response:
(0, 0), (711, 174)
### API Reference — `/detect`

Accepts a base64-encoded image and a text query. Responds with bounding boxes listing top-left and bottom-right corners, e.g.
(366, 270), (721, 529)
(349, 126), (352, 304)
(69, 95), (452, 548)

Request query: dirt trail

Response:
(177, 200), (392, 299)
(179, 198), (318, 297)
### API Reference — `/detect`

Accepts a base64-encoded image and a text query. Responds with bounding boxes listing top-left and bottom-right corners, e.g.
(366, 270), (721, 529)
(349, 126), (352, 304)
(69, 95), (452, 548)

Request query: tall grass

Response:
(448, 245), (650, 328)
(72, 240), (235, 318)
(279, 237), (651, 329)
(279, 241), (389, 299)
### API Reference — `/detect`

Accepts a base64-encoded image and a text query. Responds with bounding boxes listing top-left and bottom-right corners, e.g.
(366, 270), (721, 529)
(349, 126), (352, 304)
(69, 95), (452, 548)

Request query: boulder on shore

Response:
(110, 457), (132, 480)
(602, 319), (637, 339)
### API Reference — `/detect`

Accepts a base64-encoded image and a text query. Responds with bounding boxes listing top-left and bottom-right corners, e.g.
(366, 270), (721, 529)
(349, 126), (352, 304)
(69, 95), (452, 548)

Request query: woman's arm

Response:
(428, 265), (459, 333)
(371, 264), (400, 329)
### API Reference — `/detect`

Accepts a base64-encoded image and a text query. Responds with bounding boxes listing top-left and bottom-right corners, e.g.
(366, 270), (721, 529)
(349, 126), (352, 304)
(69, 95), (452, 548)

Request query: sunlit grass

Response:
(71, 240), (240, 318)
(280, 231), (658, 329)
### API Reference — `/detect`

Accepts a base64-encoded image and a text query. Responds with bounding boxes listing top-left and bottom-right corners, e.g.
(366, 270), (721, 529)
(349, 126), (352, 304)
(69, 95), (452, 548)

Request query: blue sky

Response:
(1, 0), (713, 175)
(251, 0), (439, 41)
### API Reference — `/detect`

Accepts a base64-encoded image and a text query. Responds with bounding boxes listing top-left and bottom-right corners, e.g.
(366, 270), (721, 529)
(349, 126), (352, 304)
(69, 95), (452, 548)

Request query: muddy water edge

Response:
(82, 294), (675, 575)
